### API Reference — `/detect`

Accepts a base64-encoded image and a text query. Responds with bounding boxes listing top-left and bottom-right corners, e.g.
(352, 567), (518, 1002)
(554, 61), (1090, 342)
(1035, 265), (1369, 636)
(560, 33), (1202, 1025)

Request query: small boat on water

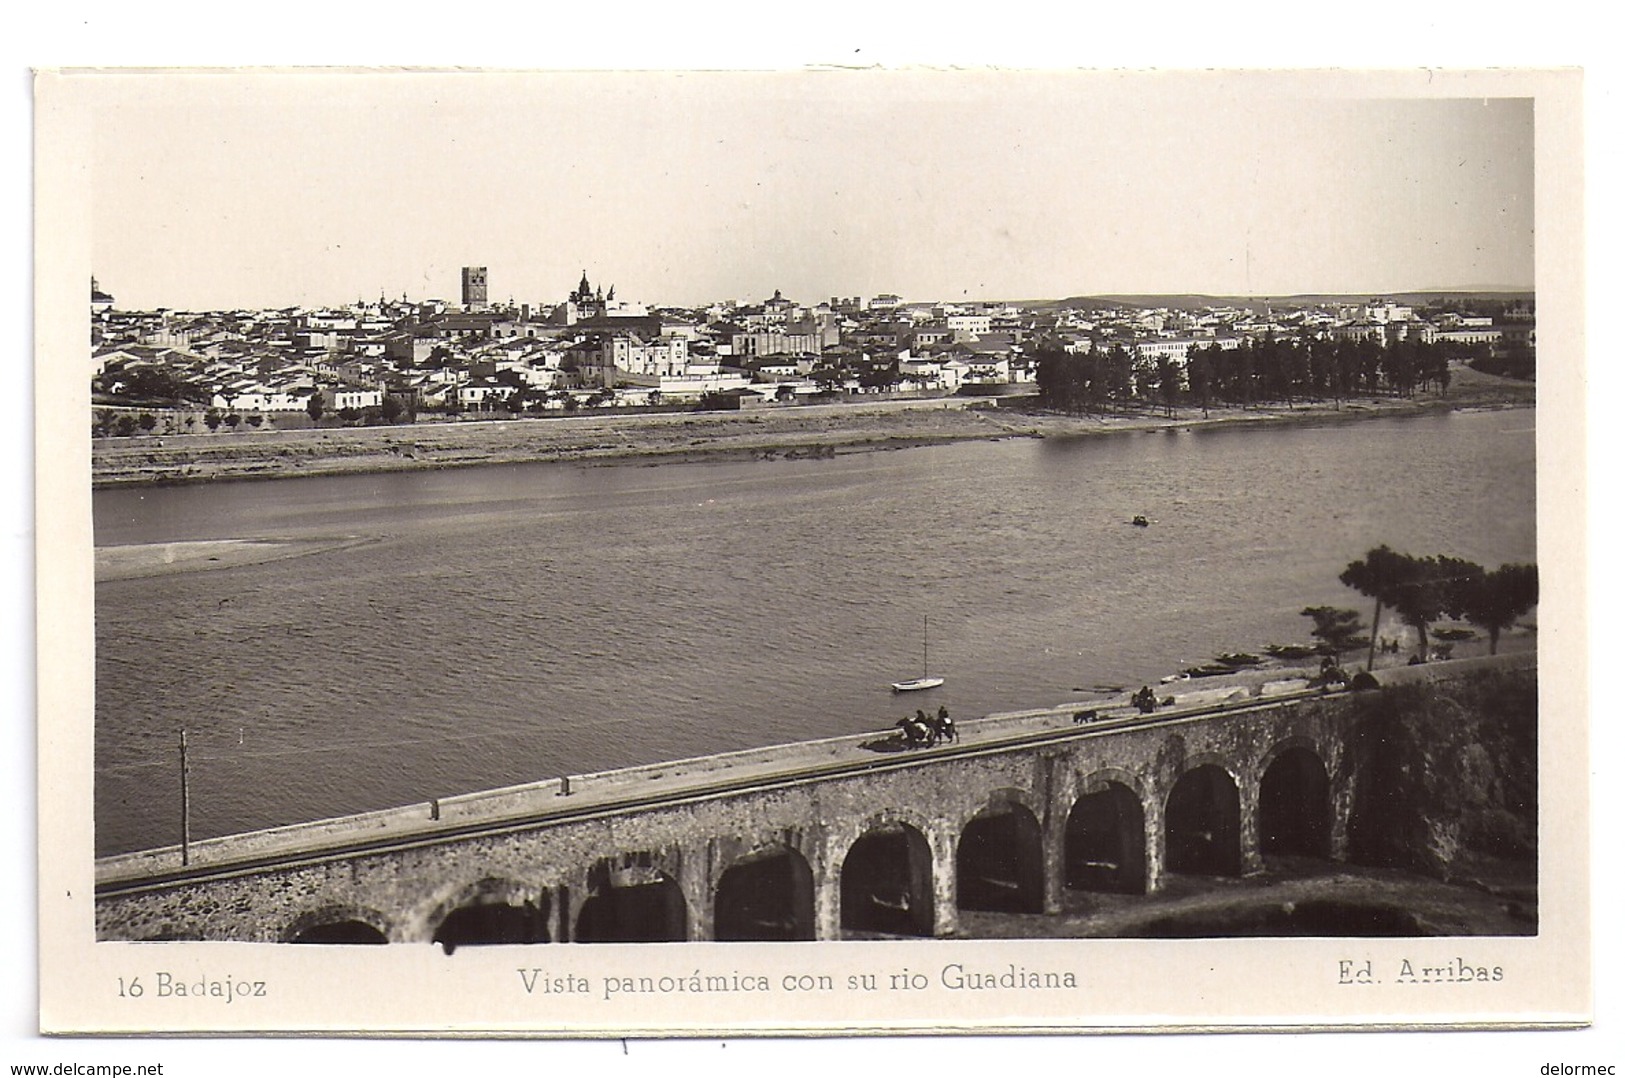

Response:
(1184, 664), (1235, 679)
(1131, 515), (1150, 527)
(1215, 652), (1264, 667)
(892, 616), (945, 693)
(1264, 643), (1318, 660)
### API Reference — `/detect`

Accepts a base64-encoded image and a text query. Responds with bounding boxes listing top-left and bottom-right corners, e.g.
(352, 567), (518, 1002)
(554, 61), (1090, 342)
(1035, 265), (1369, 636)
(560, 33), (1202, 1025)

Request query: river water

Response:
(93, 409), (1536, 856)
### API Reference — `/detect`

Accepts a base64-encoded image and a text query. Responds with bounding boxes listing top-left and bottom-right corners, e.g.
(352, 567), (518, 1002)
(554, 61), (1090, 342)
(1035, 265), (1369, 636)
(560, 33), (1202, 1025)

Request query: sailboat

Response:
(891, 616), (945, 692)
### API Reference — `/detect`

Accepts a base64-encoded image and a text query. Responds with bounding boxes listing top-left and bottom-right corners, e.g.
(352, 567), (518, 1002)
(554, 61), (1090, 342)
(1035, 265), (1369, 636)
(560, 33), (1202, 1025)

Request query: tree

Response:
(204, 408), (222, 432)
(306, 390), (326, 423)
(122, 366), (196, 403)
(114, 414), (138, 437)
(1343, 548), (1490, 664)
(1300, 606), (1367, 654)
(138, 413), (157, 433)
(1186, 346), (1213, 418)
(1339, 545), (1417, 670)
(1102, 344), (1132, 410)
(1036, 347), (1096, 415)
(246, 414), (264, 428)
(223, 413), (241, 431)
(1448, 562), (1538, 654)
(811, 365), (845, 394)
(380, 395), (405, 423)
(858, 359), (899, 391)
(1385, 554), (1463, 661)
(1157, 357), (1180, 418)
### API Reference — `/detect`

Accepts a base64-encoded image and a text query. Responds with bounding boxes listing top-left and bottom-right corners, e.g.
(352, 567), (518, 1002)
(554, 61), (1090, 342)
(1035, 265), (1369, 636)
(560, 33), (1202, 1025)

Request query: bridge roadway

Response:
(96, 673), (1318, 898)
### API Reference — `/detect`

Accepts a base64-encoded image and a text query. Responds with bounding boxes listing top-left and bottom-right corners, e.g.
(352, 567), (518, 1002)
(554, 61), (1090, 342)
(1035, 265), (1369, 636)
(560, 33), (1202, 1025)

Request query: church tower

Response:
(461, 266), (489, 309)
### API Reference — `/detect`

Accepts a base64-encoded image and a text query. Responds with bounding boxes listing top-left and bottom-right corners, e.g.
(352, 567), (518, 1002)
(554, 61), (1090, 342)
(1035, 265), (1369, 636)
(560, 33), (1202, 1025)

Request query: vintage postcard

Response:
(34, 67), (1587, 1037)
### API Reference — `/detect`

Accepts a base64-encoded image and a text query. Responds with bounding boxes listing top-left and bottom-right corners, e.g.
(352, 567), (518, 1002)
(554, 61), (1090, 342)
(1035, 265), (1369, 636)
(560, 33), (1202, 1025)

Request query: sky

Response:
(82, 71), (1536, 312)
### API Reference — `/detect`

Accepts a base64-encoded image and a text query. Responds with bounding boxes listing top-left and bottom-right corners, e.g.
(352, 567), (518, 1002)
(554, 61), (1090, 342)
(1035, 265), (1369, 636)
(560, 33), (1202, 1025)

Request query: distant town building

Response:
(1362, 300), (1414, 324)
(1433, 326), (1503, 348)
(731, 328), (823, 359)
(947, 313), (992, 339)
(461, 267), (488, 309)
(593, 332), (690, 385)
(763, 289), (796, 319)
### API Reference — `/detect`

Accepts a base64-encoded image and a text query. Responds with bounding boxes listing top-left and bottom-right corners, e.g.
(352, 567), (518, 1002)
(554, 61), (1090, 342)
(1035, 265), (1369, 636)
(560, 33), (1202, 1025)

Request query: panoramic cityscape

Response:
(90, 269), (1540, 947)
(89, 269), (1533, 439)
(77, 75), (1543, 957)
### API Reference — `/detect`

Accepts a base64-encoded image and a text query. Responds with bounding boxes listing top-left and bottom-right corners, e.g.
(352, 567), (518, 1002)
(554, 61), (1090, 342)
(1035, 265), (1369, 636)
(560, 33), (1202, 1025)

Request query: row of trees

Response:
(94, 393), (416, 437)
(95, 408), (280, 437)
(92, 410), (162, 437)
(1034, 334), (1457, 417)
(1336, 545), (1539, 666)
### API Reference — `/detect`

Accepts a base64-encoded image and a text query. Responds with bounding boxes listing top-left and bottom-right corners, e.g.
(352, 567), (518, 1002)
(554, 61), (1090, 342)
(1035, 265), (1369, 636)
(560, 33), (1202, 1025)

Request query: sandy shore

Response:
(90, 371), (1534, 489)
(94, 536), (372, 581)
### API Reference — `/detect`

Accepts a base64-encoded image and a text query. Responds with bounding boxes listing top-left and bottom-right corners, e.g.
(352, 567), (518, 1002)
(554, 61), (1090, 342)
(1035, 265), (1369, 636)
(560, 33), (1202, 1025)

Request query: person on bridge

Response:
(1132, 686), (1158, 714)
(934, 705), (956, 743)
(897, 714), (935, 748)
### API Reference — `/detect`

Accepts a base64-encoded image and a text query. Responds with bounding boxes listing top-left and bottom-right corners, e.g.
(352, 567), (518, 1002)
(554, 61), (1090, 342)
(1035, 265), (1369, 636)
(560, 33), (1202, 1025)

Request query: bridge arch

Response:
(575, 854), (687, 943)
(714, 844), (815, 941)
(282, 904), (391, 944)
(428, 876), (552, 952)
(839, 812), (935, 937)
(1165, 761), (1243, 876)
(1066, 769), (1149, 894)
(956, 789), (1045, 914)
(1257, 741), (1333, 859)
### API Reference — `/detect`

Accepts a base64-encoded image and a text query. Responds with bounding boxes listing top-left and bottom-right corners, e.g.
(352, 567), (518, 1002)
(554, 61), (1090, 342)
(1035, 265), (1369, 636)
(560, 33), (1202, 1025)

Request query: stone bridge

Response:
(95, 656), (1531, 945)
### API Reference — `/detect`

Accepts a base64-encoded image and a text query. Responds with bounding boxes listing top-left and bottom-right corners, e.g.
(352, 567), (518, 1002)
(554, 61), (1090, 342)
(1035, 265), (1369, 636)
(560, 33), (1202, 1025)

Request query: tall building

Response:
(461, 266), (489, 309)
(91, 276), (115, 313)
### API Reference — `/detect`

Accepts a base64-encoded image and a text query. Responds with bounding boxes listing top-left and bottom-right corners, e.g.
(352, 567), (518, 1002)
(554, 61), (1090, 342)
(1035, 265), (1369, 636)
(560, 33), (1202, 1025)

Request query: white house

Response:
(328, 386), (383, 411)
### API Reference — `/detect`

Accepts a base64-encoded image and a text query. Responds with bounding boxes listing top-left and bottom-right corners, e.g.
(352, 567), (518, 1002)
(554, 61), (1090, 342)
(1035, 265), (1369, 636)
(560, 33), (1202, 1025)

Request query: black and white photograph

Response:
(33, 65), (1588, 1039)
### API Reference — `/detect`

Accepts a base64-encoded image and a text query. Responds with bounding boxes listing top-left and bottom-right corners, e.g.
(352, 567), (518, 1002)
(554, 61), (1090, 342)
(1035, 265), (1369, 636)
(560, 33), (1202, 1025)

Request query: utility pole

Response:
(179, 729), (191, 867)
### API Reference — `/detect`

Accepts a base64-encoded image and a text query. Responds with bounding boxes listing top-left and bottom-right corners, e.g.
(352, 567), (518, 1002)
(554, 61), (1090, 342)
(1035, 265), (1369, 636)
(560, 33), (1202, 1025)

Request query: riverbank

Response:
(94, 536), (374, 582)
(90, 367), (1534, 488)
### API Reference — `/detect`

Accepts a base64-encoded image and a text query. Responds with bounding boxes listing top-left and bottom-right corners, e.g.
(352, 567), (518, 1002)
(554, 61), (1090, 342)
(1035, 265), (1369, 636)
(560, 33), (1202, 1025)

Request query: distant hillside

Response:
(1384, 290), (1536, 305)
(1038, 290), (1534, 312)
